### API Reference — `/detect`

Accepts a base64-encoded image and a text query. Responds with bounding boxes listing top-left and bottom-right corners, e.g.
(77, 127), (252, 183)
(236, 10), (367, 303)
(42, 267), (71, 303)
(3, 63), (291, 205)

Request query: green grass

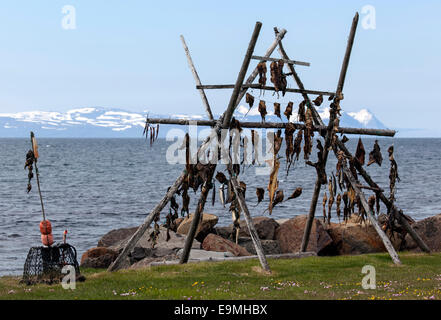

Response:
(1, 252), (441, 300)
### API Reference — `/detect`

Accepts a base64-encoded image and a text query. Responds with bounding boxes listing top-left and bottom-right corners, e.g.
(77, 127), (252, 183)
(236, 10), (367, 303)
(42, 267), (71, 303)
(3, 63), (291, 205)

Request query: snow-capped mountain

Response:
(0, 106), (388, 138)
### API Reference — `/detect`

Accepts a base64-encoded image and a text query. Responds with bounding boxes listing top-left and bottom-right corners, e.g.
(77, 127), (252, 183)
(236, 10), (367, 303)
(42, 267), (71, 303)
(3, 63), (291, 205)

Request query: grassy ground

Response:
(1, 252), (440, 300)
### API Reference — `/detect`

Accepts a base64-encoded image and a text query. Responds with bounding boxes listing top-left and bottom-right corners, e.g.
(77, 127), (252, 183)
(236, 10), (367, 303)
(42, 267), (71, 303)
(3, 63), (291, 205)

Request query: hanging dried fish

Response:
(332, 172), (338, 195)
(355, 138), (366, 166)
(181, 182), (190, 216)
(341, 135), (349, 144)
(375, 191), (381, 215)
(284, 102), (293, 121)
(306, 140), (327, 185)
(368, 195), (376, 214)
(246, 93), (255, 110)
(230, 200), (241, 244)
(258, 100), (267, 123)
(257, 62), (267, 87)
(219, 184), (226, 208)
(271, 190), (284, 210)
(342, 191), (349, 222)
(267, 159), (280, 215)
(349, 157), (358, 182)
(322, 192), (328, 222)
(328, 94), (335, 101)
(256, 187), (265, 206)
(285, 123), (295, 173)
(293, 130), (303, 161)
(215, 171), (227, 185)
(273, 129), (283, 156)
(313, 95), (323, 107)
(298, 101), (306, 122)
(274, 103), (281, 120)
(388, 145), (400, 203)
(211, 181), (216, 206)
(287, 187), (302, 200)
(270, 60), (287, 96)
(156, 124), (159, 140)
(328, 194), (334, 224)
(336, 194), (342, 222)
(24, 150), (35, 193)
(367, 140), (383, 167)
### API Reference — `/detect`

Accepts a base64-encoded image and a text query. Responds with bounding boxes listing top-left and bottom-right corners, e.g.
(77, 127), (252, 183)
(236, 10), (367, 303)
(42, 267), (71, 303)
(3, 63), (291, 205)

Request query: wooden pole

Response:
(301, 13), (359, 252)
(144, 117), (396, 137)
(223, 22), (263, 128)
(181, 21), (263, 264)
(107, 171), (187, 271)
(230, 176), (271, 272)
(251, 55), (310, 66)
(197, 84), (335, 97)
(342, 163), (401, 265)
(336, 140), (431, 253)
(180, 35), (214, 121)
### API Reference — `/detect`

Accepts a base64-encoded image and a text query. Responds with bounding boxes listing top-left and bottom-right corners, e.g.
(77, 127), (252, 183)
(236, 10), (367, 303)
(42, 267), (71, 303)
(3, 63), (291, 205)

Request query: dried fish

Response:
(341, 135), (349, 144)
(274, 103), (281, 120)
(284, 102), (293, 121)
(271, 190), (284, 210)
(293, 130), (303, 161)
(298, 101), (306, 122)
(246, 93), (255, 110)
(285, 123), (295, 173)
(270, 60), (287, 96)
(388, 145), (400, 203)
(355, 137), (366, 166)
(336, 194), (342, 222)
(313, 95), (323, 107)
(342, 191), (349, 222)
(24, 150), (35, 193)
(273, 130), (283, 157)
(267, 159), (280, 215)
(219, 183), (226, 208)
(215, 171), (227, 185)
(256, 187), (265, 206)
(287, 187), (302, 200)
(367, 140), (383, 167)
(257, 62), (267, 87)
(368, 195), (376, 214)
(328, 194), (334, 224)
(322, 192), (328, 222)
(258, 100), (267, 123)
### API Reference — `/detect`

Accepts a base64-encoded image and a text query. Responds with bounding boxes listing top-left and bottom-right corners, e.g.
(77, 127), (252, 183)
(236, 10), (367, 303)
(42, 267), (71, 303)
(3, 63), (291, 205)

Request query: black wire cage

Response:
(21, 243), (82, 285)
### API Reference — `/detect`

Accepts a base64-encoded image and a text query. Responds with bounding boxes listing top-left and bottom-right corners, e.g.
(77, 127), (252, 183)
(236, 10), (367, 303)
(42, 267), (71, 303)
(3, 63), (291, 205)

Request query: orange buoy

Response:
(41, 233), (54, 247)
(39, 220), (52, 235)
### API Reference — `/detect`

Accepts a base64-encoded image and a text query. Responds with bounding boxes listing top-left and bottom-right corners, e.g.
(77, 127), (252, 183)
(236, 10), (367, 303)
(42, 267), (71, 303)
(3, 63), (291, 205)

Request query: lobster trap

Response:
(22, 243), (81, 285)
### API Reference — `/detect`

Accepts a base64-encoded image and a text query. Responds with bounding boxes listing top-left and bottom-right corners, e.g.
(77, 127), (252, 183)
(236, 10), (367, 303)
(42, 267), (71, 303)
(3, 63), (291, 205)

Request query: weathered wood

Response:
(180, 166), (216, 264)
(301, 13), (359, 252)
(230, 176), (271, 272)
(356, 184), (384, 192)
(251, 55), (310, 67)
(144, 117), (396, 137)
(107, 170), (186, 271)
(180, 35), (214, 120)
(223, 22), (263, 128)
(197, 84), (335, 97)
(234, 29), (287, 111)
(336, 139), (431, 253)
(342, 163), (401, 265)
(181, 22), (263, 264)
(150, 252), (317, 266)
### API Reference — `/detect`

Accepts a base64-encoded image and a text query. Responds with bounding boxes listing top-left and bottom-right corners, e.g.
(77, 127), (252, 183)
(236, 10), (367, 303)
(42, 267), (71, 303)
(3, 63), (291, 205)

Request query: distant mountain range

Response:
(0, 106), (390, 138)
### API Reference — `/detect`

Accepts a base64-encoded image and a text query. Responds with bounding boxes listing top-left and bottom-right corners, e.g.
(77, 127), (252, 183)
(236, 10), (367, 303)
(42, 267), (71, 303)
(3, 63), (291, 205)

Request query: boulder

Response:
(80, 247), (118, 269)
(275, 215), (333, 255)
(231, 217), (279, 240)
(403, 214), (441, 252)
(177, 213), (219, 242)
(214, 226), (234, 241)
(97, 226), (138, 247)
(326, 221), (389, 255)
(237, 237), (282, 255)
(202, 234), (251, 257)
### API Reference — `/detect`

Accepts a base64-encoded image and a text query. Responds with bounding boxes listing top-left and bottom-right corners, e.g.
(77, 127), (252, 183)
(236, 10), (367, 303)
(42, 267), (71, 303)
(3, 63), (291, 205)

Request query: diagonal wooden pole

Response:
(180, 35), (214, 121)
(180, 21), (265, 265)
(301, 12), (359, 252)
(342, 162), (401, 265)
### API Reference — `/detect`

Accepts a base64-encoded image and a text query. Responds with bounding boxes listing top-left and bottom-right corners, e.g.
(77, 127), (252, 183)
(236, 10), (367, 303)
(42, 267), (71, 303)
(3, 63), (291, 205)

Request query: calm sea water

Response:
(1, 137), (440, 276)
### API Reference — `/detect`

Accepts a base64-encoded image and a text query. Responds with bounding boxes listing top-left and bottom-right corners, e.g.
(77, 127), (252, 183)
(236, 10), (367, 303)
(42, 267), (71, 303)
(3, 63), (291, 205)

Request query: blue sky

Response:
(0, 1), (440, 136)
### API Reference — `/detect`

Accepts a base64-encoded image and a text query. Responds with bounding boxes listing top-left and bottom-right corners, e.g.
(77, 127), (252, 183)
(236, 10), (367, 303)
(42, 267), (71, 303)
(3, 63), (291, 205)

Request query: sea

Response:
(1, 137), (440, 276)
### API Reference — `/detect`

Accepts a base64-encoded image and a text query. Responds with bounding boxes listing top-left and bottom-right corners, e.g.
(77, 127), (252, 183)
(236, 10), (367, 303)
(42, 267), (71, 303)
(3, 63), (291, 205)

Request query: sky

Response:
(0, 1), (440, 136)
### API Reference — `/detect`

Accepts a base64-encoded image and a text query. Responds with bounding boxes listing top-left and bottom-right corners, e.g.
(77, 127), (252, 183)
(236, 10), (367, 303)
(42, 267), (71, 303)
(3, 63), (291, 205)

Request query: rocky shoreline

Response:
(80, 213), (441, 270)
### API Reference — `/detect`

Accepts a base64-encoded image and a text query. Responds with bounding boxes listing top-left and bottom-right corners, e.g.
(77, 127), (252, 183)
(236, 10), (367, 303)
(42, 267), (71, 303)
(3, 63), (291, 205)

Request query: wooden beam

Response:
(107, 171), (187, 271)
(197, 84), (335, 97)
(301, 13), (359, 252)
(144, 117), (396, 137)
(180, 35), (214, 120)
(230, 176), (271, 272)
(251, 55), (310, 67)
(222, 22), (263, 128)
(342, 163), (401, 265)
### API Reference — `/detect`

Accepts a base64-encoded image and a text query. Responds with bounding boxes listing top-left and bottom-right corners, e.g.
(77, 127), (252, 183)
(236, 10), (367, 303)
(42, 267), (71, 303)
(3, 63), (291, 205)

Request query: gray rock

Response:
(176, 249), (234, 260)
(97, 226), (138, 247)
(237, 237), (282, 255)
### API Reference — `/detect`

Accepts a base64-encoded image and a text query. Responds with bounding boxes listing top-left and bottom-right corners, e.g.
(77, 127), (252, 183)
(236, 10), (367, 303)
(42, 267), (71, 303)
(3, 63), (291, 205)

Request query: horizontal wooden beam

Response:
(145, 117), (396, 137)
(251, 55), (310, 67)
(196, 84), (335, 97)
